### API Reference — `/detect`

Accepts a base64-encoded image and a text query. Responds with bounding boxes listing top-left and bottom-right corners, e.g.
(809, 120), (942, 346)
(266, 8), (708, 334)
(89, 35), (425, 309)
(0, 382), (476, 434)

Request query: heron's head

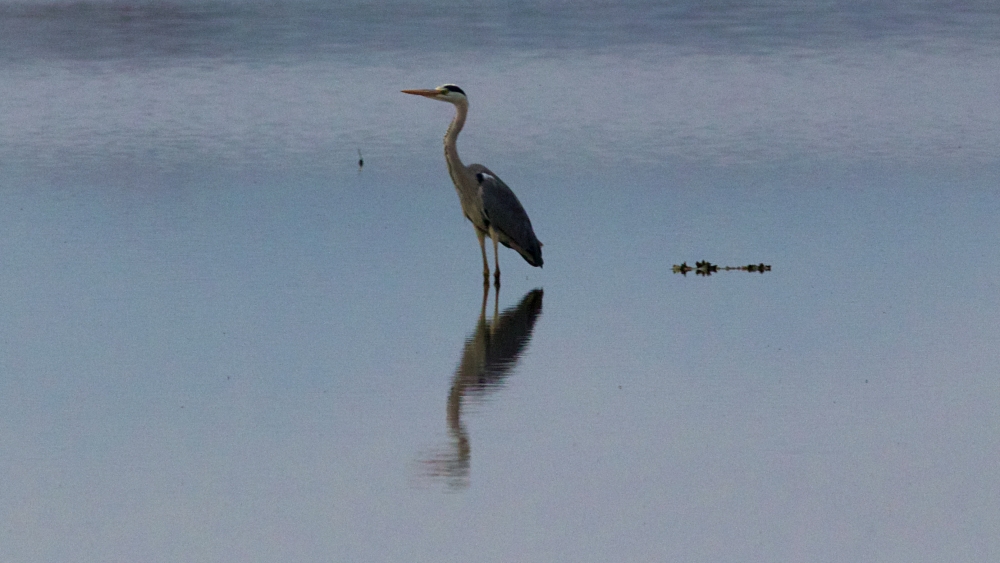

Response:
(401, 84), (467, 104)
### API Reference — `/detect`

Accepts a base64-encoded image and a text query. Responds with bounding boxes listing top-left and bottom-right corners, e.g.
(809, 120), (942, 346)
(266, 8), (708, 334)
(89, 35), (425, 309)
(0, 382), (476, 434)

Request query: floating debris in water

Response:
(358, 149), (364, 169)
(672, 261), (771, 276)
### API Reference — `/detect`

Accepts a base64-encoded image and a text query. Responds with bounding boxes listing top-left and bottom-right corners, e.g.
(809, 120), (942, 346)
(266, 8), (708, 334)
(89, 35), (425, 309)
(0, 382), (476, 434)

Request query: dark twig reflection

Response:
(673, 260), (771, 276)
(419, 287), (543, 490)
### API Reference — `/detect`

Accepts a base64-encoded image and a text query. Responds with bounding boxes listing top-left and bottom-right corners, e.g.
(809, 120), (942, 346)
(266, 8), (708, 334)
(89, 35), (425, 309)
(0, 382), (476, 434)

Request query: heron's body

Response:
(403, 84), (542, 286)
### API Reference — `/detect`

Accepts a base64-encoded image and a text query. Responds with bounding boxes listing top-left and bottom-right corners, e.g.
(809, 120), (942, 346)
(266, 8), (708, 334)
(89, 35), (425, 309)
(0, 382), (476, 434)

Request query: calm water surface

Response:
(1, 1), (999, 561)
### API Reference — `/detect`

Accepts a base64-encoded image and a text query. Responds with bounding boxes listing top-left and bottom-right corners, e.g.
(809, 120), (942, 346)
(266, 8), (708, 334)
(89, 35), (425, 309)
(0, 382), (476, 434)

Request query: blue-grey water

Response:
(2, 1), (999, 561)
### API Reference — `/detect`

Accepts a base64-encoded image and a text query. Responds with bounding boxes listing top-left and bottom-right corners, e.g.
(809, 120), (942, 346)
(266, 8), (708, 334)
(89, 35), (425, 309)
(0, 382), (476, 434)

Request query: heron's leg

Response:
(489, 227), (501, 287)
(479, 283), (489, 321)
(476, 228), (490, 284)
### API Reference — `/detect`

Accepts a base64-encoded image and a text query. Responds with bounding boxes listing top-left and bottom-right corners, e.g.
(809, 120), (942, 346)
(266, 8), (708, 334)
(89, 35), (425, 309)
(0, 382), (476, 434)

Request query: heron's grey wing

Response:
(468, 164), (543, 268)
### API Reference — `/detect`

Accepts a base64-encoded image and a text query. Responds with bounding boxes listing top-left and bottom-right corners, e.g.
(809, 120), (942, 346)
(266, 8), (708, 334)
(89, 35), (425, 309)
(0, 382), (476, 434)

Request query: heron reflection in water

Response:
(419, 287), (544, 489)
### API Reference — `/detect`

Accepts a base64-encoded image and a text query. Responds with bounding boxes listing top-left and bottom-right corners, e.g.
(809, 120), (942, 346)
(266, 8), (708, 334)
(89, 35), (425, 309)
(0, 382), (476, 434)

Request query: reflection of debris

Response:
(728, 263), (771, 273)
(695, 260), (718, 276)
(672, 261), (771, 276)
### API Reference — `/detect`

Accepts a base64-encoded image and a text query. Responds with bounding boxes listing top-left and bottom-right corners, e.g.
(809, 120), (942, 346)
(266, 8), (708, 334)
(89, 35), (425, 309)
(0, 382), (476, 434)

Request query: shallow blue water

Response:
(1, 1), (999, 561)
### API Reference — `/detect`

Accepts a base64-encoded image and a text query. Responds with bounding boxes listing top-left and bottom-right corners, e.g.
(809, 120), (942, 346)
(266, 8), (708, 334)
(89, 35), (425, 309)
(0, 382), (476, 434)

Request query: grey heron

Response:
(402, 84), (543, 287)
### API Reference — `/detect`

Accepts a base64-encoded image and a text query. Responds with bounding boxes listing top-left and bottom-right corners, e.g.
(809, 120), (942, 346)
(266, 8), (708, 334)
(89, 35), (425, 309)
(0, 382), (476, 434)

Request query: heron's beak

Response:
(402, 89), (440, 98)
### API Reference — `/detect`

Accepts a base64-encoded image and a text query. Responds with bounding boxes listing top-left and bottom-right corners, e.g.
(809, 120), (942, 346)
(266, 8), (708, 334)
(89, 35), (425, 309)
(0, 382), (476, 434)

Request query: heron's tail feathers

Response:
(519, 240), (543, 268)
(497, 232), (543, 268)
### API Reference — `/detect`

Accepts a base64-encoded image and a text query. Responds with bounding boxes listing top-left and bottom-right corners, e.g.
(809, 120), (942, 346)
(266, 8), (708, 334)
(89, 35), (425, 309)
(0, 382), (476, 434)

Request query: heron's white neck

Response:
(444, 101), (468, 173)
